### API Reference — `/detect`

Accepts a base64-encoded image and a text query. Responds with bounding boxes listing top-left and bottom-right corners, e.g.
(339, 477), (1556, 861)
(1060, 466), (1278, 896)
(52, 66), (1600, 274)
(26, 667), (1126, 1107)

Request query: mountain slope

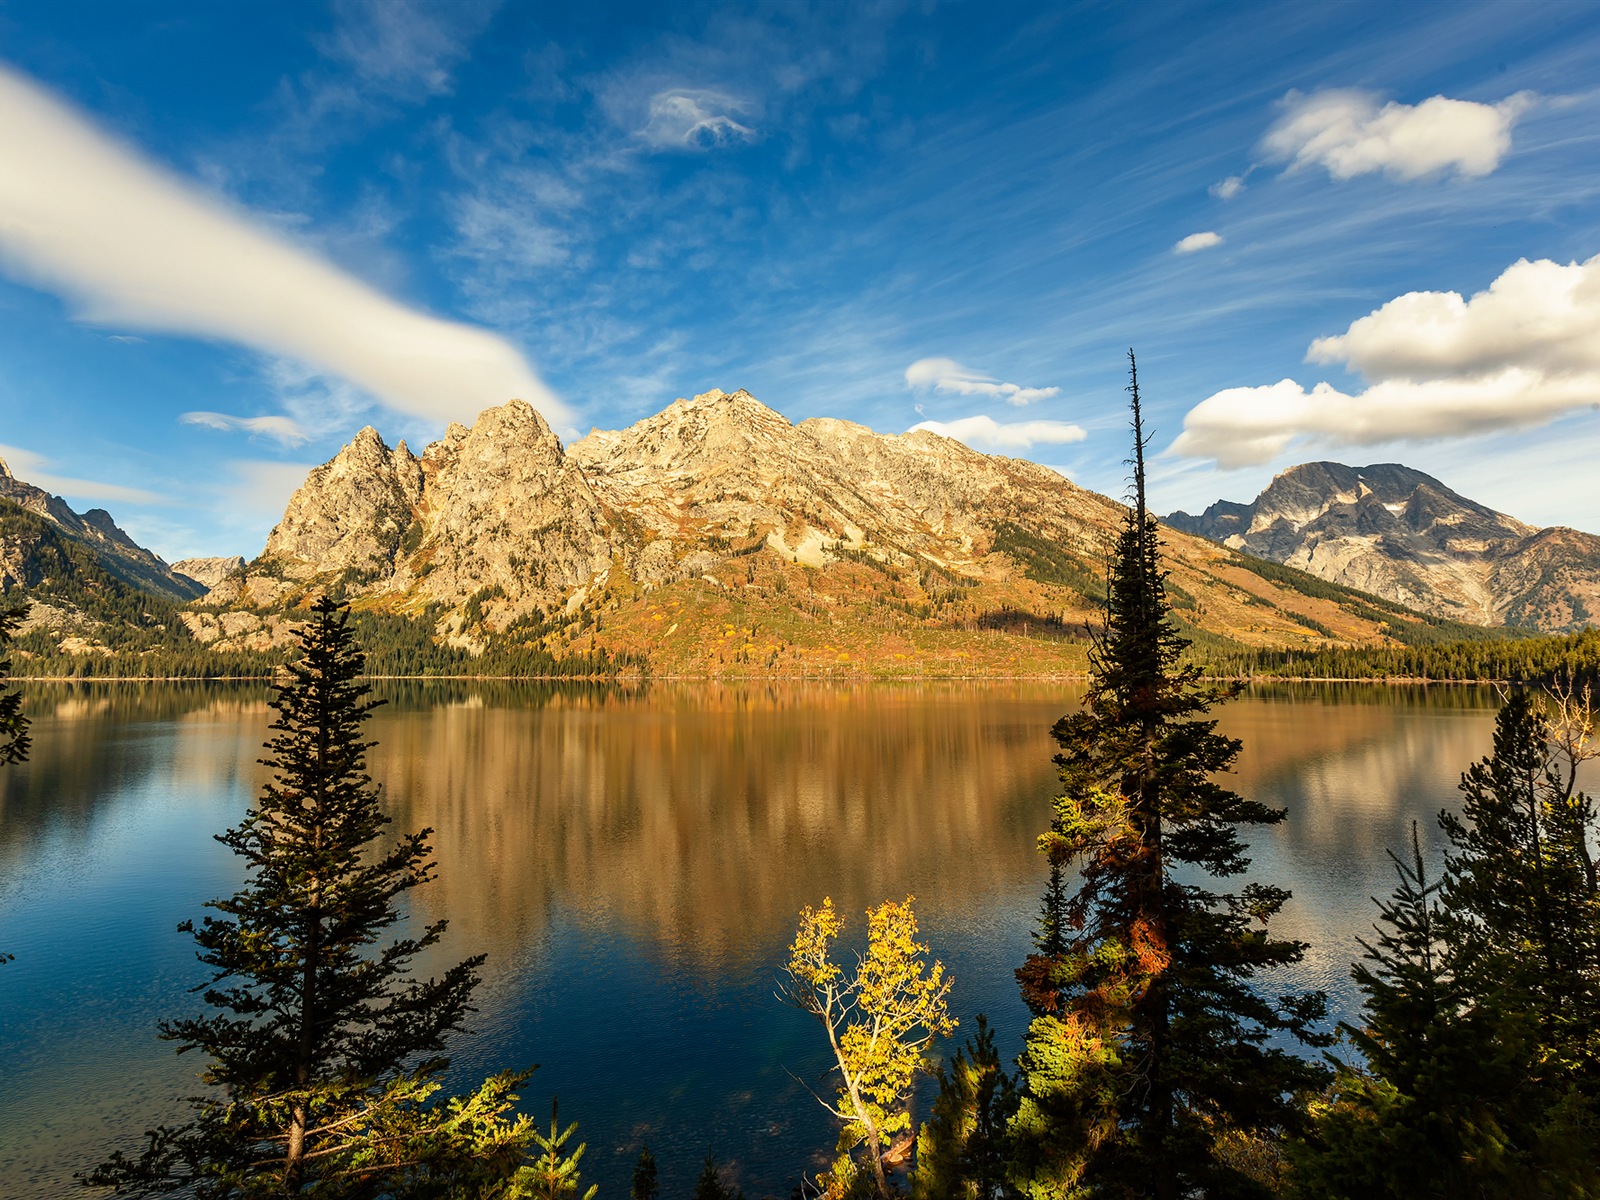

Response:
(1165, 462), (1600, 631)
(0, 457), (203, 603)
(205, 391), (1499, 674)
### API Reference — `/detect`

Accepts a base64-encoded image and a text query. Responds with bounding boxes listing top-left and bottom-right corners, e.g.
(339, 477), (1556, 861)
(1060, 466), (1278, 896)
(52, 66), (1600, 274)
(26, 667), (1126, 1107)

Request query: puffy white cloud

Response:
(1263, 88), (1535, 182)
(0, 443), (165, 505)
(904, 357), (1059, 407)
(638, 89), (755, 149)
(0, 65), (568, 428)
(908, 415), (1086, 452)
(1210, 175), (1247, 200)
(1173, 251), (1600, 467)
(1173, 231), (1223, 255)
(180, 412), (311, 445)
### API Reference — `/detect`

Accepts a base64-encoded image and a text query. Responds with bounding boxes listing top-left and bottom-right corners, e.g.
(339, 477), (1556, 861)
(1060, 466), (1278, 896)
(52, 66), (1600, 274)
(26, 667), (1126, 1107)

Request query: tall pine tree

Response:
(1441, 689), (1600, 1080)
(1, 599), (30, 967)
(0, 599), (30, 767)
(1009, 352), (1327, 1199)
(88, 597), (533, 1198)
(1292, 823), (1536, 1199)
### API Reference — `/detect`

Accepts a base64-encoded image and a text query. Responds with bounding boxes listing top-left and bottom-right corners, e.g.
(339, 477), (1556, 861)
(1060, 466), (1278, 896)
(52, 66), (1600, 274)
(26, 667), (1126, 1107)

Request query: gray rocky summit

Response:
(1166, 462), (1600, 631)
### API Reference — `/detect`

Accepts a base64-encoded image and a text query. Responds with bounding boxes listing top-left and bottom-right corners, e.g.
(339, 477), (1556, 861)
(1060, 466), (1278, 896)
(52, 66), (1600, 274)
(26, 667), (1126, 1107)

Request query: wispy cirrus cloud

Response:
(904, 357), (1060, 407)
(909, 415), (1086, 452)
(1172, 250), (1600, 467)
(1263, 88), (1536, 181)
(180, 412), (310, 445)
(0, 64), (568, 428)
(316, 0), (498, 101)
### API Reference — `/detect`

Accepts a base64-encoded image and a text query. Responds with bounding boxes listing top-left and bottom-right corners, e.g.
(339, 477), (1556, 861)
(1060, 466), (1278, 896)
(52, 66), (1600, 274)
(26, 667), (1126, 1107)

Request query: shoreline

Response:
(12, 672), (1509, 685)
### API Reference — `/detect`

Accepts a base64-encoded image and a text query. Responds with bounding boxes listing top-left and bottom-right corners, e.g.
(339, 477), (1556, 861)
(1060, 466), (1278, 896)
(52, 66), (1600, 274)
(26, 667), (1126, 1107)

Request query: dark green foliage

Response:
(1293, 824), (1539, 1199)
(509, 1100), (597, 1200)
(85, 598), (532, 1196)
(1296, 694), (1600, 1197)
(912, 1015), (1018, 1200)
(1010, 353), (1328, 1199)
(630, 1146), (660, 1200)
(0, 600), (30, 766)
(0, 599), (28, 965)
(690, 1153), (745, 1200)
(1441, 691), (1600, 1068)
(989, 521), (1106, 603)
(1203, 626), (1595, 683)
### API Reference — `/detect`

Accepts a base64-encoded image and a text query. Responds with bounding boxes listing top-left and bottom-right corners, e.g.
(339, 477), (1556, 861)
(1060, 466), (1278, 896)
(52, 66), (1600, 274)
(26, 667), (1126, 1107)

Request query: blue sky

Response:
(1, 0), (1598, 560)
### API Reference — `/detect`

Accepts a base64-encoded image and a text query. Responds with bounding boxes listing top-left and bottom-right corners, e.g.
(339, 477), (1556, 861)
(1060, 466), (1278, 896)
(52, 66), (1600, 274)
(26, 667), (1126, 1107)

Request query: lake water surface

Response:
(0, 681), (1504, 1197)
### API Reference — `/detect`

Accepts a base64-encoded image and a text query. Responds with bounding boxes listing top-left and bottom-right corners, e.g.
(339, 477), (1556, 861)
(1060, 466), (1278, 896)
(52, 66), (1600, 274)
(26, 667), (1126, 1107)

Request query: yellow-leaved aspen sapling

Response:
(780, 896), (956, 1199)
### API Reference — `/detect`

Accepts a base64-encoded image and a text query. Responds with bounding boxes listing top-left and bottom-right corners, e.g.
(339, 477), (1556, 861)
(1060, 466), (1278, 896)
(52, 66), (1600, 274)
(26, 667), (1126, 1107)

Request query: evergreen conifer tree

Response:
(1, 599), (29, 966)
(912, 1015), (1017, 1200)
(88, 597), (533, 1197)
(508, 1100), (597, 1200)
(630, 1146), (660, 1200)
(1009, 353), (1328, 1199)
(1292, 823), (1534, 1199)
(0, 599), (30, 767)
(1441, 689), (1600, 1077)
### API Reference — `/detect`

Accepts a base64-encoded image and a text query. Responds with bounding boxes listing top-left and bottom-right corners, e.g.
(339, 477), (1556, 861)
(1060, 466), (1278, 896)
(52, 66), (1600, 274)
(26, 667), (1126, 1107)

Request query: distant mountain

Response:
(198, 391), (1495, 673)
(171, 555), (246, 591)
(0, 457), (203, 603)
(1165, 462), (1600, 631)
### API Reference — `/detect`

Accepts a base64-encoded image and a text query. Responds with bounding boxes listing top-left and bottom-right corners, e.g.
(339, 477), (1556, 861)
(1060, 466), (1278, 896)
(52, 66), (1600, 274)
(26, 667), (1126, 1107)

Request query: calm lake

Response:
(0, 680), (1505, 1198)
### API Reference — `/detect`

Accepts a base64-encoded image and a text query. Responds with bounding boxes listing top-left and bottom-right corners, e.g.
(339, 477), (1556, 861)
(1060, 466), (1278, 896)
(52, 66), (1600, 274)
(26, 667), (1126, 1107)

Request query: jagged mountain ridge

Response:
(206, 390), (1482, 672)
(1165, 462), (1600, 631)
(0, 457), (202, 602)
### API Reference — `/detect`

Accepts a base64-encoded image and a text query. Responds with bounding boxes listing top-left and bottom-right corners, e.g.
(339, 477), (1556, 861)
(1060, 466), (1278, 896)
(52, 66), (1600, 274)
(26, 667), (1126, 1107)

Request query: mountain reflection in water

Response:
(0, 681), (1508, 1198)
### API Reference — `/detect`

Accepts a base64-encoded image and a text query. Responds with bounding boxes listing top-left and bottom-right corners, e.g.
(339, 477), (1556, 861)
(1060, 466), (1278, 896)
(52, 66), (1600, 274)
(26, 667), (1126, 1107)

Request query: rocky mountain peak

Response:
(262, 425), (424, 586)
(1166, 460), (1595, 629)
(0, 459), (202, 601)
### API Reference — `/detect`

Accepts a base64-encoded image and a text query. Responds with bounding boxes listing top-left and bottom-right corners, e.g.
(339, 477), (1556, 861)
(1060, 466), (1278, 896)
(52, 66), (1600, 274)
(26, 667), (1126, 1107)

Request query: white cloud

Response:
(904, 357), (1060, 407)
(1172, 251), (1600, 467)
(0, 65), (568, 428)
(638, 88), (756, 149)
(908, 415), (1087, 452)
(180, 412), (311, 445)
(1263, 88), (1536, 182)
(1173, 231), (1223, 255)
(0, 443), (166, 506)
(1210, 175), (1246, 200)
(317, 0), (497, 100)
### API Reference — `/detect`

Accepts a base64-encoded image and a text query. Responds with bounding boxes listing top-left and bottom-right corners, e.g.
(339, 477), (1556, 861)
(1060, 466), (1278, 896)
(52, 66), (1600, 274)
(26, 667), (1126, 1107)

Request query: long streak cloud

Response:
(0, 64), (568, 425)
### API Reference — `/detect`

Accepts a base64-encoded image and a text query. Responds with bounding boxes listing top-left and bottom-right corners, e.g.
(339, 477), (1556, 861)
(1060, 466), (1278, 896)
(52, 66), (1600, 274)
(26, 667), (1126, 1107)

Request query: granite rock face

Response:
(1166, 462), (1600, 630)
(171, 556), (246, 592)
(238, 389), (1120, 625)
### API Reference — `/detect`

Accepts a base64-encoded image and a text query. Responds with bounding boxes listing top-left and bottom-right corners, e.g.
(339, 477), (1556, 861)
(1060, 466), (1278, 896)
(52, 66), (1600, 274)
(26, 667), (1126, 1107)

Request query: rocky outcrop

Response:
(171, 556), (246, 591)
(263, 427), (424, 581)
(0, 456), (204, 602)
(1166, 462), (1600, 631)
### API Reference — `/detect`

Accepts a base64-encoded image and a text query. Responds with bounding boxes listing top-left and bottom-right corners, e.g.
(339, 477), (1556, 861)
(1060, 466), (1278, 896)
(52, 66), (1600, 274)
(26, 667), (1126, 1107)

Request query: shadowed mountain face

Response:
(1166, 462), (1600, 631)
(0, 459), (203, 603)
